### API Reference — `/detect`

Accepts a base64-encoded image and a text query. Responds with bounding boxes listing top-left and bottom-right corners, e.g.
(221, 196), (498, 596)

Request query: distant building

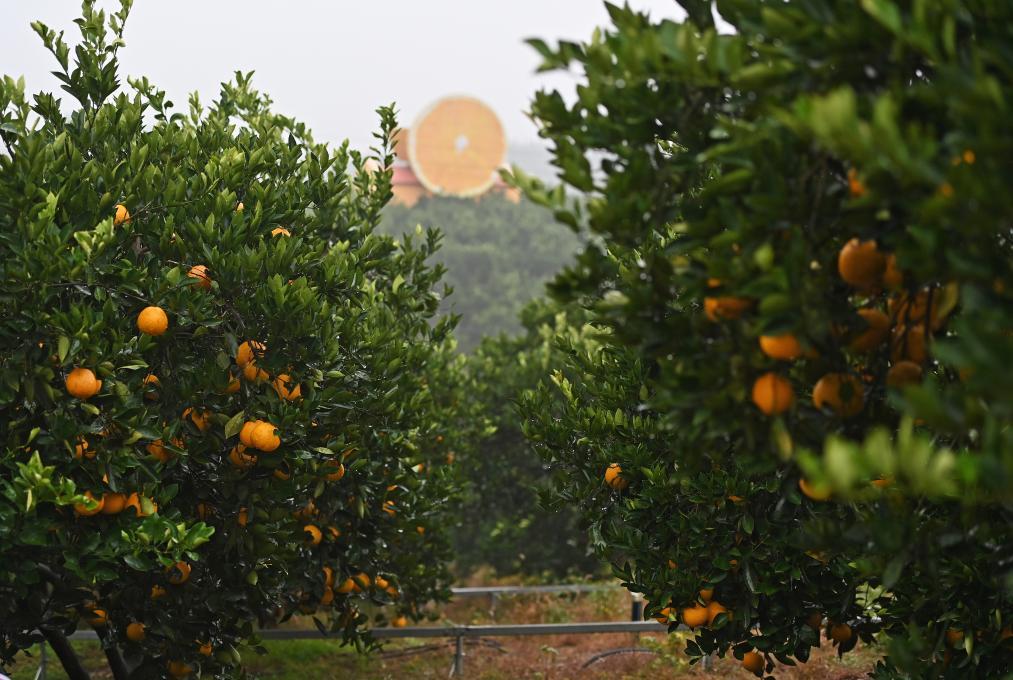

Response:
(389, 96), (520, 206)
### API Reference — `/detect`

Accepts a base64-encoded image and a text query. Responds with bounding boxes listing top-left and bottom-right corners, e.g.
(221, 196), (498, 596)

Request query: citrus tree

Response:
(0, 2), (461, 678)
(516, 1), (1013, 677)
(458, 298), (601, 577)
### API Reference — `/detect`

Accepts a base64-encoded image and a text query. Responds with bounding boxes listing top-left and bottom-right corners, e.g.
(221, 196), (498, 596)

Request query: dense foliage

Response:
(456, 299), (600, 578)
(382, 195), (581, 352)
(518, 1), (1013, 678)
(0, 3), (463, 678)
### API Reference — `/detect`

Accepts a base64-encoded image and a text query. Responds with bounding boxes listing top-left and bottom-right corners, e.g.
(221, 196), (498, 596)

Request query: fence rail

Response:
(42, 586), (678, 678)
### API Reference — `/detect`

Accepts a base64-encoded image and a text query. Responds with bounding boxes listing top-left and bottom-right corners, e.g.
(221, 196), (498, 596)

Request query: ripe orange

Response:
(251, 421), (281, 452)
(759, 334), (803, 360)
(704, 295), (752, 321)
(167, 661), (192, 679)
(883, 254), (903, 289)
(228, 445), (257, 469)
(150, 585), (167, 600)
(705, 600), (727, 625)
(273, 373), (302, 400)
(273, 464), (292, 481)
(375, 576), (390, 590)
(838, 238), (885, 291)
(392, 615), (409, 628)
(182, 407), (211, 432)
(830, 623), (853, 643)
(66, 367), (102, 399)
(243, 361), (270, 382)
(353, 572), (372, 589)
(751, 372), (795, 415)
(886, 360), (923, 388)
(847, 168), (865, 198)
(125, 622), (146, 642)
(224, 373), (241, 394)
(382, 500), (396, 515)
(798, 478), (831, 501)
(143, 374), (161, 400)
(416, 526), (426, 535)
(87, 608), (108, 626)
(324, 460), (346, 481)
(805, 612), (823, 629)
(239, 421), (260, 447)
(197, 641), (213, 657)
(323, 566), (335, 588)
(681, 605), (709, 629)
(236, 340), (266, 367)
(74, 436), (96, 460)
(146, 439), (172, 462)
(304, 524), (323, 546)
(699, 588), (714, 604)
(74, 491), (105, 516)
(848, 309), (890, 353)
(187, 264), (212, 290)
(604, 463), (628, 490)
(945, 628), (964, 647)
(167, 561), (192, 585)
(101, 492), (127, 514)
(272, 227), (291, 237)
(327, 526), (341, 540)
(742, 651), (764, 674)
(891, 324), (928, 364)
(125, 492), (157, 517)
(114, 204), (131, 226)
(654, 606), (673, 624)
(320, 588), (334, 606)
(871, 477), (893, 489)
(136, 306), (168, 336)
(813, 373), (864, 417)
(237, 507), (249, 527)
(337, 578), (357, 594)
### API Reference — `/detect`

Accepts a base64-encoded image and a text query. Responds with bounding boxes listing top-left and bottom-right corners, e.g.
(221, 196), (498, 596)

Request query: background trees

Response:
(518, 1), (1013, 677)
(382, 195), (581, 352)
(0, 2), (463, 678)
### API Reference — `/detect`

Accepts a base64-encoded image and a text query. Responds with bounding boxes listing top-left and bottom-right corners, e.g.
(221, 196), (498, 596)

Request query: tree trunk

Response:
(96, 626), (131, 680)
(39, 627), (90, 680)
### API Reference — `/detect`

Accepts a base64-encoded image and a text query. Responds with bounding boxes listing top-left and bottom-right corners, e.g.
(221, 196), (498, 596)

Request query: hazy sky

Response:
(1, 1), (685, 152)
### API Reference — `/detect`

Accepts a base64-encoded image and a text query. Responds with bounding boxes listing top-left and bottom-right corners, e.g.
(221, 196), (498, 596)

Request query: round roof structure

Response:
(408, 96), (507, 198)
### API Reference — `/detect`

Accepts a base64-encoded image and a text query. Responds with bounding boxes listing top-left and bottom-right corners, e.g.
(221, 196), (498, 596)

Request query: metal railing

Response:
(31, 585), (686, 678)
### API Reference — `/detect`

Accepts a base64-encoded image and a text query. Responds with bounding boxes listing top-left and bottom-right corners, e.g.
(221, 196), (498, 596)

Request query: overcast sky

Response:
(1, 1), (685, 152)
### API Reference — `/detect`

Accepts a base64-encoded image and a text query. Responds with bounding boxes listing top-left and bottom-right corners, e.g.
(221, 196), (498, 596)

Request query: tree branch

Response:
(95, 626), (130, 680)
(39, 627), (90, 680)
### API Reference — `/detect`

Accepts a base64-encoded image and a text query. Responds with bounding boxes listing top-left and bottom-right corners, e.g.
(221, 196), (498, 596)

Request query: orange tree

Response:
(458, 298), (601, 577)
(516, 1), (1013, 678)
(0, 2), (461, 678)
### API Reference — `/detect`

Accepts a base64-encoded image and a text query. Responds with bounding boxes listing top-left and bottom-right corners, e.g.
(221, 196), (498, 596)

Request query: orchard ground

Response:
(6, 581), (879, 679)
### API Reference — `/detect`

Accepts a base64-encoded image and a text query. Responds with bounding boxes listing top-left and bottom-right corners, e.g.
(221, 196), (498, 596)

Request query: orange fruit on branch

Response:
(236, 340), (266, 367)
(125, 622), (146, 642)
(798, 478), (831, 501)
(886, 360), (923, 388)
(830, 623), (853, 643)
(101, 492), (126, 514)
(848, 309), (890, 353)
(813, 373), (864, 417)
(838, 238), (885, 292)
(167, 561), (192, 585)
(742, 651), (764, 674)
(250, 421), (281, 452)
(187, 264), (212, 290)
(759, 333), (804, 360)
(136, 306), (168, 336)
(603, 462), (628, 490)
(66, 367), (101, 399)
(114, 203), (131, 226)
(74, 491), (105, 516)
(751, 372), (794, 415)
(681, 605), (709, 629)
